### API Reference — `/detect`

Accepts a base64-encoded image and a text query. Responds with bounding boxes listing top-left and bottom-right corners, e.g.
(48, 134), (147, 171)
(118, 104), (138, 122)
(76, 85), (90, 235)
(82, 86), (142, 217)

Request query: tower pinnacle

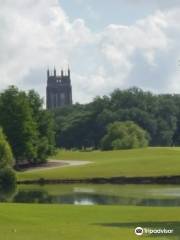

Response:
(47, 69), (50, 78)
(68, 66), (70, 78)
(54, 67), (56, 76)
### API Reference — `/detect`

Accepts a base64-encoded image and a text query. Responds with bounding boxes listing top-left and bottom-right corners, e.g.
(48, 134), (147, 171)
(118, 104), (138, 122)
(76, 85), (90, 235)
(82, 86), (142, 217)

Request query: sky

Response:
(1, 0), (180, 103)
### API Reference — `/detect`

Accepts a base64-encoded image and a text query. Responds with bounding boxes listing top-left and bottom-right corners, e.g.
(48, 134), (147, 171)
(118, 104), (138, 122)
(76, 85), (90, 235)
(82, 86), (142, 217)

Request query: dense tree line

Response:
(0, 86), (55, 167)
(54, 87), (180, 149)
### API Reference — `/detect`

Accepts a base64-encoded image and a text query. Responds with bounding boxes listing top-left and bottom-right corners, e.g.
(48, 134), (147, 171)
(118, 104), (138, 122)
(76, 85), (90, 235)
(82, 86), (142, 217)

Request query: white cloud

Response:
(1, 1), (180, 103)
(100, 11), (169, 66)
(0, 0), (92, 87)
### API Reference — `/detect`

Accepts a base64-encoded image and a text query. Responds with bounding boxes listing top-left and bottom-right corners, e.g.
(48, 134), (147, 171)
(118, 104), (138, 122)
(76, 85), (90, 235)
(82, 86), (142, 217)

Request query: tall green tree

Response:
(55, 105), (95, 149)
(0, 86), (55, 165)
(27, 90), (55, 162)
(0, 86), (38, 164)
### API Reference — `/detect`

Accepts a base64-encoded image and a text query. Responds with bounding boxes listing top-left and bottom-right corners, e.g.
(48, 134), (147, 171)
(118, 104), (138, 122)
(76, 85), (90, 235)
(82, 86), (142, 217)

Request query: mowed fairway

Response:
(0, 203), (180, 240)
(17, 147), (180, 181)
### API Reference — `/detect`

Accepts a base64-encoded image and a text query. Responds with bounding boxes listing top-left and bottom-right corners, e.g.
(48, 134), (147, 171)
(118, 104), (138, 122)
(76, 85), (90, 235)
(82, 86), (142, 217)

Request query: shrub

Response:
(101, 121), (149, 150)
(0, 167), (16, 192)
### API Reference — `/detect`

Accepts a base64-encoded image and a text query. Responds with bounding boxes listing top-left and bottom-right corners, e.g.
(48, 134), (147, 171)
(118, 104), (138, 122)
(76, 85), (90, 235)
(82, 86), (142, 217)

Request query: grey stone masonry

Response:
(46, 68), (72, 109)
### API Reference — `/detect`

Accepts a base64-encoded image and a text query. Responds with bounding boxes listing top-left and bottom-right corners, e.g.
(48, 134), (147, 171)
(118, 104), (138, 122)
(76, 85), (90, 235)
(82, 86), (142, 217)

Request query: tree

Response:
(153, 96), (178, 146)
(0, 86), (38, 165)
(0, 86), (55, 165)
(101, 121), (149, 150)
(54, 88), (180, 149)
(0, 167), (16, 192)
(0, 127), (14, 168)
(27, 90), (55, 162)
(0, 128), (16, 192)
(55, 107), (95, 149)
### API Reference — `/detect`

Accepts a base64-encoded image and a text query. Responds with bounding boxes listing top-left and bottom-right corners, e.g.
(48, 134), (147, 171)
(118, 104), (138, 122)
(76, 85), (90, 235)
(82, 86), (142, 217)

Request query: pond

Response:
(1, 184), (180, 206)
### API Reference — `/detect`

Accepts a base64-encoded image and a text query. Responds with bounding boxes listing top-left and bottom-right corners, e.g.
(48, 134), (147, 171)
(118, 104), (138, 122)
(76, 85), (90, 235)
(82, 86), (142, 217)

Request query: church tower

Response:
(46, 67), (72, 110)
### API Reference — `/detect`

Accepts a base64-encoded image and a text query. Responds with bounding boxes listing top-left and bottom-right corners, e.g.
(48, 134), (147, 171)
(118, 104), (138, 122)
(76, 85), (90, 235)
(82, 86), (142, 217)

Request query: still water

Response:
(1, 184), (180, 206)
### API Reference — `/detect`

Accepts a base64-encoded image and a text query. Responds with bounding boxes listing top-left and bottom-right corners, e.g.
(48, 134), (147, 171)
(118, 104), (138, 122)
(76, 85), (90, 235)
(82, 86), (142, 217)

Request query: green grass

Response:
(7, 148), (180, 239)
(17, 147), (180, 181)
(0, 203), (180, 240)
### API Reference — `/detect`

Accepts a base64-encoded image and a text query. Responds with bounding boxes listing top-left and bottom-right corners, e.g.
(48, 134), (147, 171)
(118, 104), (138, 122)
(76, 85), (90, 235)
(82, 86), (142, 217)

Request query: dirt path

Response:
(24, 160), (92, 172)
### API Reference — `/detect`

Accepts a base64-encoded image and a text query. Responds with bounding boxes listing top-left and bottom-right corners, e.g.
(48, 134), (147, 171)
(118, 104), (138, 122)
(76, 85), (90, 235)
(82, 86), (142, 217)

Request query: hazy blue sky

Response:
(59, 0), (180, 29)
(1, 0), (180, 103)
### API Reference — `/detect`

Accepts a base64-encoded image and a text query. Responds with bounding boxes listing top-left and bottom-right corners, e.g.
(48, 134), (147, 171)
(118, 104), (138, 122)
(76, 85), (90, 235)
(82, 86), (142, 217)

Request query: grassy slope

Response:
(17, 148), (180, 181)
(0, 203), (180, 240)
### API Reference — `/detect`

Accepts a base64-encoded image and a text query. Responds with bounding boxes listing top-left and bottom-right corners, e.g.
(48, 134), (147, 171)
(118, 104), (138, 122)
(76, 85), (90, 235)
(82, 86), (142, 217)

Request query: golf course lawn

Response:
(7, 148), (180, 240)
(0, 203), (180, 240)
(17, 147), (180, 181)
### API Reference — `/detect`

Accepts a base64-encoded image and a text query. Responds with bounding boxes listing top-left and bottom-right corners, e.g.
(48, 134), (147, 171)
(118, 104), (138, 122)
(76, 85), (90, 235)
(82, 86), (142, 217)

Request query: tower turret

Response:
(54, 67), (56, 76)
(47, 69), (50, 78)
(68, 67), (70, 78)
(61, 69), (64, 77)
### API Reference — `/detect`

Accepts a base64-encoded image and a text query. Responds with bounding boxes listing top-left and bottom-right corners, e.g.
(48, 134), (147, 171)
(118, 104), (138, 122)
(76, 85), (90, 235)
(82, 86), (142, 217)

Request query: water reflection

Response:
(0, 184), (16, 202)
(14, 190), (53, 203)
(8, 185), (180, 206)
(55, 193), (121, 205)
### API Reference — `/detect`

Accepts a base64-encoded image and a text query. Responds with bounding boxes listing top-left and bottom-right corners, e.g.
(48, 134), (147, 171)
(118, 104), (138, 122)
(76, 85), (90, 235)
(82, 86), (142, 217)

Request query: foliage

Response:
(27, 90), (55, 163)
(0, 128), (16, 191)
(0, 167), (16, 192)
(101, 121), (149, 150)
(0, 86), (37, 164)
(55, 104), (97, 149)
(0, 127), (14, 168)
(0, 86), (55, 165)
(54, 87), (180, 149)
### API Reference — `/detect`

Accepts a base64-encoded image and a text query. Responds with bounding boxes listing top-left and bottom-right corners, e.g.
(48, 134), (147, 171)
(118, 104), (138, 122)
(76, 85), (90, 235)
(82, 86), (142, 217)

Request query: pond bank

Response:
(17, 175), (180, 185)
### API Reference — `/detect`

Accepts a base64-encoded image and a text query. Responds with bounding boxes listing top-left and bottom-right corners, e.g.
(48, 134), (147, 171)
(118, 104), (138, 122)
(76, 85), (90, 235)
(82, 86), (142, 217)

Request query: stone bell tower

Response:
(46, 67), (72, 110)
